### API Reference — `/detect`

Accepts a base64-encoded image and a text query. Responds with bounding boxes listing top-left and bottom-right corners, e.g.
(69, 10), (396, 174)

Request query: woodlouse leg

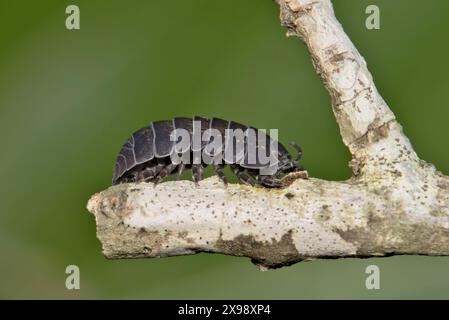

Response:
(122, 175), (135, 184)
(154, 163), (178, 185)
(230, 165), (256, 186)
(213, 164), (228, 186)
(176, 163), (185, 181)
(246, 169), (263, 187)
(138, 162), (164, 183)
(257, 175), (283, 188)
(192, 164), (204, 186)
(290, 141), (303, 162)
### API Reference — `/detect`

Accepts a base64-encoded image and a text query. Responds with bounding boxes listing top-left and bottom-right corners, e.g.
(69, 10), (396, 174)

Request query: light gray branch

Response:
(86, 0), (449, 269)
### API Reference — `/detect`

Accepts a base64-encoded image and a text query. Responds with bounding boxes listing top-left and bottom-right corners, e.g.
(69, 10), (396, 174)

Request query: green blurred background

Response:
(1, 0), (448, 299)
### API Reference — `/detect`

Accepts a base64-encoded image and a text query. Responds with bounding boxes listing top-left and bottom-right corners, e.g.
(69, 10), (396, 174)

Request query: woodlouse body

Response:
(112, 116), (303, 187)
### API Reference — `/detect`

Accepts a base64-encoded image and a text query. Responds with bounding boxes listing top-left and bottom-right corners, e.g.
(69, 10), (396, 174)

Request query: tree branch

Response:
(86, 0), (449, 269)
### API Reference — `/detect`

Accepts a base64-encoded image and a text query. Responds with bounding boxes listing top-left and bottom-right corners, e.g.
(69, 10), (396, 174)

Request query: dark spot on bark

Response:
(282, 171), (309, 187)
(97, 187), (130, 219)
(215, 230), (302, 269)
(285, 192), (295, 200)
(334, 211), (449, 256)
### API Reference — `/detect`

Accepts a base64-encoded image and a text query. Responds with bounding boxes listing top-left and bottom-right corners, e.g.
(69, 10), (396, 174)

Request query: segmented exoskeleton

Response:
(112, 116), (303, 187)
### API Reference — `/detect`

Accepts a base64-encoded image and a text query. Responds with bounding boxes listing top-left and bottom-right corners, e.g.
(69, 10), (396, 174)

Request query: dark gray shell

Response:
(152, 120), (174, 157)
(240, 127), (281, 169)
(112, 125), (154, 183)
(112, 116), (292, 184)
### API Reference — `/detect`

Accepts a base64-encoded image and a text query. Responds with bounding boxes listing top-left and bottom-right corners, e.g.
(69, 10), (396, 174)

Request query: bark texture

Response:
(87, 0), (449, 269)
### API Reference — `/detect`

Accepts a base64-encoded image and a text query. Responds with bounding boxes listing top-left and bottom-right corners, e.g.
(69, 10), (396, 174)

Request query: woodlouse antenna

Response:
(290, 141), (303, 162)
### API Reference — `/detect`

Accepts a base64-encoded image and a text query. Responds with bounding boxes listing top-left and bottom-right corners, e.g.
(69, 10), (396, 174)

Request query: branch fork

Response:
(87, 0), (449, 269)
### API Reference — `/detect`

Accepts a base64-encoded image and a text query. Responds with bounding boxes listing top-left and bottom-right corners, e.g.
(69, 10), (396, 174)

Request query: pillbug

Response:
(112, 116), (303, 188)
